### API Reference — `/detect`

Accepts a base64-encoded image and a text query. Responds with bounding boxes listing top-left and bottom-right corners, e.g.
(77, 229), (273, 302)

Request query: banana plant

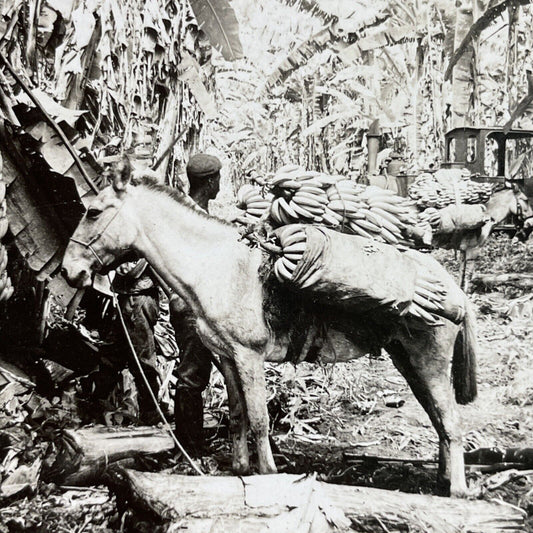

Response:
(444, 0), (530, 82)
(214, 0), (533, 178)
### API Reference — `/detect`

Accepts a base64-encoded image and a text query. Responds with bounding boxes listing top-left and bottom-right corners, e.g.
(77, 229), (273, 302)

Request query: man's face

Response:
(189, 172), (221, 209)
(207, 175), (220, 199)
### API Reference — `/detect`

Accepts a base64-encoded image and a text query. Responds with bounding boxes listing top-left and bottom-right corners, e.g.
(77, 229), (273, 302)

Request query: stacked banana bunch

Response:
(415, 206), (441, 237)
(273, 225), (308, 285)
(408, 275), (447, 326)
(326, 183), (416, 245)
(234, 163), (417, 284)
(236, 184), (274, 223)
(274, 222), (449, 326)
(0, 154), (13, 302)
(235, 165), (452, 325)
(262, 165), (416, 246)
(409, 171), (493, 210)
(0, 247), (12, 302)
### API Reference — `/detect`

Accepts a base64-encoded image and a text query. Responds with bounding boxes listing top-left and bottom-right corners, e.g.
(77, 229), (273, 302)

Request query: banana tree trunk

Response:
(505, 4), (520, 113)
(451, 0), (476, 128)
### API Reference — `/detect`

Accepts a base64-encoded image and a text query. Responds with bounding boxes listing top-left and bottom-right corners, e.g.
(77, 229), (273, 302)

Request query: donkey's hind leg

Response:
(218, 356), (250, 474)
(386, 327), (467, 497)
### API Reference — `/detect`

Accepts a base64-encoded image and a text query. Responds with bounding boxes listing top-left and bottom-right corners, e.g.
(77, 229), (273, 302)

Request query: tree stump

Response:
(43, 425), (175, 485)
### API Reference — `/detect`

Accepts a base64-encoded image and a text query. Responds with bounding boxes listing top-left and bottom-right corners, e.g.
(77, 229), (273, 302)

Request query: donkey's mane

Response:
(137, 176), (234, 227)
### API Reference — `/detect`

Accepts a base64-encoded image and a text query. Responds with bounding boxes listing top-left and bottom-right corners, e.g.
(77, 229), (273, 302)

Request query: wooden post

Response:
(366, 119), (380, 176)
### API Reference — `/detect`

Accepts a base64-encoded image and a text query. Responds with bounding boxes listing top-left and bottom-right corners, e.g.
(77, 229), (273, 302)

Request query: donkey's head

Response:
(511, 188), (533, 222)
(62, 157), (141, 288)
(486, 185), (533, 226)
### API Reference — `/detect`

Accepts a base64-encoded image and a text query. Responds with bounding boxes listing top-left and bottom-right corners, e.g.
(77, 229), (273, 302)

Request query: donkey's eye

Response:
(86, 208), (102, 219)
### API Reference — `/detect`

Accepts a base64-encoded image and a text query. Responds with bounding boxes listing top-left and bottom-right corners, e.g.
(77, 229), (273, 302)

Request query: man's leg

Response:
(170, 298), (212, 455)
(119, 291), (161, 423)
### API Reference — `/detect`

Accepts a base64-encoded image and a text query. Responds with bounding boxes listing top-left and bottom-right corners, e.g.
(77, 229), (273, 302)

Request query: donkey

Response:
(61, 160), (478, 496)
(452, 186), (533, 290)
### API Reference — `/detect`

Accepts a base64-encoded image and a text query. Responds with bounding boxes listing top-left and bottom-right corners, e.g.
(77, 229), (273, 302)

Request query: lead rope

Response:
(106, 272), (205, 476)
(70, 210), (204, 473)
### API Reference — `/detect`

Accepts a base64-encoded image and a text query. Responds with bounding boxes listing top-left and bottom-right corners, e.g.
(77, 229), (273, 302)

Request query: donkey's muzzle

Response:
(61, 264), (92, 288)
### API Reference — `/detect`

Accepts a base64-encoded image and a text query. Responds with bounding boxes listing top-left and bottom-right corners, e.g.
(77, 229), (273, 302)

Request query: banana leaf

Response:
(1, 144), (69, 280)
(262, 28), (332, 92)
(444, 0), (531, 82)
(188, 0), (243, 61)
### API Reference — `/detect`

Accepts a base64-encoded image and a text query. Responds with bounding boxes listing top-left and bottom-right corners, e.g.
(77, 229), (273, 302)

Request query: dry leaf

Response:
(0, 458), (41, 498)
(46, 0), (77, 20)
(71, 6), (96, 48)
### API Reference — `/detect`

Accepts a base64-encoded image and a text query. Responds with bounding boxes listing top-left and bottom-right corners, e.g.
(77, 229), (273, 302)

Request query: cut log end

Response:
(42, 425), (175, 485)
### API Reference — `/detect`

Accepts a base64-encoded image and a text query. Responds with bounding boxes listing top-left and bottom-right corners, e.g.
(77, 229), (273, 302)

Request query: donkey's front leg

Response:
(233, 348), (277, 474)
(218, 356), (250, 474)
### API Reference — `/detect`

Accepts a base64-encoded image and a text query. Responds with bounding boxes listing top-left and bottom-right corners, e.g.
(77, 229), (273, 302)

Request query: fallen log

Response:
(471, 273), (533, 291)
(343, 447), (533, 471)
(43, 425), (175, 485)
(107, 468), (526, 533)
(465, 447), (533, 467)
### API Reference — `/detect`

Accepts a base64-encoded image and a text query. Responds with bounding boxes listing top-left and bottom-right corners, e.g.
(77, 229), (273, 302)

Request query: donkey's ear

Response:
(113, 156), (132, 192)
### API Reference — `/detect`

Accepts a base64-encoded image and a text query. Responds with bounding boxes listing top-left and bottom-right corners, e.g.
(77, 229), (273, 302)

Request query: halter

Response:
(69, 202), (124, 268)
(67, 196), (205, 475)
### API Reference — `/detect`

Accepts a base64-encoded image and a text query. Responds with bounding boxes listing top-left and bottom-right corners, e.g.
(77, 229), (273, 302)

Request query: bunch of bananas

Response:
(273, 224), (449, 326)
(273, 224), (323, 289)
(234, 165), (464, 327)
(0, 254), (13, 302)
(265, 165), (416, 247)
(408, 274), (447, 326)
(273, 225), (307, 283)
(236, 184), (274, 223)
(0, 154), (12, 302)
(269, 165), (332, 226)
(327, 183), (415, 245)
(409, 170), (493, 209)
(416, 207), (441, 233)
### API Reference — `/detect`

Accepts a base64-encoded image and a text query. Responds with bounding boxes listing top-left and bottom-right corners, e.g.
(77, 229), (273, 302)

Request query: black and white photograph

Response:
(0, 0), (532, 531)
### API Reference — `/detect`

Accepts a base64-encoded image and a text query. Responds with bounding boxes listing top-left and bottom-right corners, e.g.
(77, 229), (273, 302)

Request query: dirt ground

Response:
(1, 234), (532, 532)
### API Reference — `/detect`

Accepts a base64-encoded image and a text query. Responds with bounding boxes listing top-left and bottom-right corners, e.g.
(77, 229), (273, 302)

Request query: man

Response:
(76, 163), (164, 425)
(105, 154), (220, 446)
(170, 153), (222, 454)
(112, 258), (161, 424)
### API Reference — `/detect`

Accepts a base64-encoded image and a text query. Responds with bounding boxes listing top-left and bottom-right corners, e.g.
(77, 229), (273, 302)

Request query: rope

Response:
(108, 273), (205, 476)
(334, 182), (347, 233)
(451, 178), (462, 206)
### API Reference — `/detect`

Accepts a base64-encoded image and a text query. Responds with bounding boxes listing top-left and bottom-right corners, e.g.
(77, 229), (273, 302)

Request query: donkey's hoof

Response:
(435, 478), (451, 497)
(232, 459), (250, 475)
(437, 480), (471, 498)
(259, 464), (278, 475)
(450, 485), (478, 499)
(436, 474), (474, 498)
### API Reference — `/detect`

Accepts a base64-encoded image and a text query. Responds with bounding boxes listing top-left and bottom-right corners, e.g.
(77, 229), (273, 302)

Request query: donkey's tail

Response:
(452, 297), (478, 405)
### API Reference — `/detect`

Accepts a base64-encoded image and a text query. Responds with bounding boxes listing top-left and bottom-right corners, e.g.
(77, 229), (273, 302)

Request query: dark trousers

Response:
(169, 295), (212, 453)
(118, 290), (161, 421)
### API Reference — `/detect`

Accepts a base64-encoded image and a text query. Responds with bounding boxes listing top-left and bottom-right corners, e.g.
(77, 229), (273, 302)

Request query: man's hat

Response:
(186, 154), (222, 179)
